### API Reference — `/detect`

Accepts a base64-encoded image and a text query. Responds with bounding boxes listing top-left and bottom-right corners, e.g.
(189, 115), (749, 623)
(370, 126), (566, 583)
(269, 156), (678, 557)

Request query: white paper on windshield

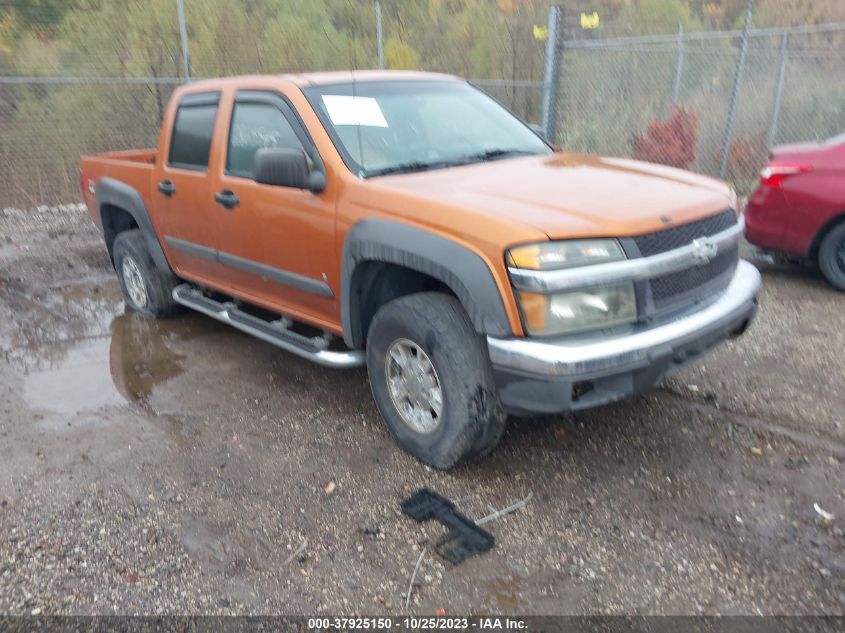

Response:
(322, 95), (388, 127)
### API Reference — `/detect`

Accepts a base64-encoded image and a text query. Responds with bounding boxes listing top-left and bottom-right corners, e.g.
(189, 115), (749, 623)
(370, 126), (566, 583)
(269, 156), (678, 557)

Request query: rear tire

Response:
(112, 230), (181, 318)
(818, 222), (845, 291)
(366, 292), (507, 469)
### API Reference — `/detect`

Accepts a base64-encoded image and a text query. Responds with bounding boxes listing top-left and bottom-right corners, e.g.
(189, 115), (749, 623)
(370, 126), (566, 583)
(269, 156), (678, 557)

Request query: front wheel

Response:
(818, 222), (845, 291)
(366, 292), (506, 469)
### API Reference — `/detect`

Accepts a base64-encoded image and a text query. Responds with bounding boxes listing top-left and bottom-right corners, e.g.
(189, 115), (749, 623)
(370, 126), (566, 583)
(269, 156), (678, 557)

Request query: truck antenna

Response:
(353, 69), (366, 177)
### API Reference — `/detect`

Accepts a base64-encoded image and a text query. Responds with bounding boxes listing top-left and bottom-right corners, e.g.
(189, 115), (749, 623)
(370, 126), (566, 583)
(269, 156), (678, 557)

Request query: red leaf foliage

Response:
(632, 106), (699, 169)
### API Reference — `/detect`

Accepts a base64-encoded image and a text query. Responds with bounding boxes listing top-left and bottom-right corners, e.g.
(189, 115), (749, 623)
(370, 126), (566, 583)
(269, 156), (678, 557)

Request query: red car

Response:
(745, 133), (845, 290)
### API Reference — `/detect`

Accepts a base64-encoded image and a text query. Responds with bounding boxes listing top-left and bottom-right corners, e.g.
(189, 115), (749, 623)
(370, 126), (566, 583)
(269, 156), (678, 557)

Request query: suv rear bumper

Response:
(487, 260), (761, 415)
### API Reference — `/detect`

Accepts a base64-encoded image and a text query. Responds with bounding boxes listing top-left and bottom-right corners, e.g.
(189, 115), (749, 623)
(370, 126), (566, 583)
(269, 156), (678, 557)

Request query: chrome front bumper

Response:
(487, 260), (761, 414)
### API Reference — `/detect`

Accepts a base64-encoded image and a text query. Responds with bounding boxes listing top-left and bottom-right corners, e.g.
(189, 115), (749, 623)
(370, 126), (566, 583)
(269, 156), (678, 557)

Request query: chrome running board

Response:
(172, 284), (364, 368)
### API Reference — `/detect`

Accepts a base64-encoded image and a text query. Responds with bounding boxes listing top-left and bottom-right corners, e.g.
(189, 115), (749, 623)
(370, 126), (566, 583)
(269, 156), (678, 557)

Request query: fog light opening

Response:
(730, 318), (751, 339)
(572, 380), (595, 402)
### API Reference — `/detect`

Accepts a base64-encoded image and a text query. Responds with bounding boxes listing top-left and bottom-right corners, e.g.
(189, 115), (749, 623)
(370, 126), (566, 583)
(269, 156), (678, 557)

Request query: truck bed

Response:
(79, 149), (157, 229)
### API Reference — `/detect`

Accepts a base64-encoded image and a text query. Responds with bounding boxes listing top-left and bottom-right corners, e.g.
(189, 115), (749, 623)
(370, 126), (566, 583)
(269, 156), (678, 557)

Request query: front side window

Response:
(226, 102), (305, 178)
(303, 80), (551, 177)
(169, 101), (218, 170)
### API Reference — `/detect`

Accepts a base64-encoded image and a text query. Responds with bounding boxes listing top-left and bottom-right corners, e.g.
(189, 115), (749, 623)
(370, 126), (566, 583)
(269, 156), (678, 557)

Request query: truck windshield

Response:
(303, 80), (551, 178)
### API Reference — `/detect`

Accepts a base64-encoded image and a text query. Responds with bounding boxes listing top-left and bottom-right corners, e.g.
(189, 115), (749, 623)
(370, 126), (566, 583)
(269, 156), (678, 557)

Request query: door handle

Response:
(157, 180), (176, 196)
(214, 189), (240, 210)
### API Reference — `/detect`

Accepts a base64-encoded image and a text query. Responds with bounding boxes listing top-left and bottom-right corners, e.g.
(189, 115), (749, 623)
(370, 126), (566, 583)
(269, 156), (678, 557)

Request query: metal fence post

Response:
(375, 0), (384, 70)
(541, 5), (563, 144)
(719, 0), (754, 180)
(176, 0), (191, 82)
(767, 32), (789, 149)
(671, 23), (685, 104)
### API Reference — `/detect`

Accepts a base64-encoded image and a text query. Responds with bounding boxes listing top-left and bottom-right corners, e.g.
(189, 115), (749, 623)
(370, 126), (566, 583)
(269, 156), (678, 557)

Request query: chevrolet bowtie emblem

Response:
(691, 237), (718, 264)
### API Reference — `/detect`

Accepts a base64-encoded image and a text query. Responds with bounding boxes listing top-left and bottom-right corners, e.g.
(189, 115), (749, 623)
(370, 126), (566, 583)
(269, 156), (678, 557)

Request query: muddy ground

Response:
(0, 205), (843, 616)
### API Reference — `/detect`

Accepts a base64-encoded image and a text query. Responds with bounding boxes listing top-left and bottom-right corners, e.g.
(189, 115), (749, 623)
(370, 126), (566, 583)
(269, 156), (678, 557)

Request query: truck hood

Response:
(371, 153), (736, 241)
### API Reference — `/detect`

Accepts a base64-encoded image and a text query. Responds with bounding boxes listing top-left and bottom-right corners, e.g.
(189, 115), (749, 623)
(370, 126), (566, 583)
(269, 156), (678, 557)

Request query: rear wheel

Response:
(818, 222), (845, 291)
(112, 230), (181, 318)
(366, 292), (507, 469)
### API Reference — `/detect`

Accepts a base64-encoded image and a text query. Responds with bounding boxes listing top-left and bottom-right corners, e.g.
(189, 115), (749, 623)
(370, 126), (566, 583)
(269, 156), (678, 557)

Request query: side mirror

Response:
(254, 148), (326, 193)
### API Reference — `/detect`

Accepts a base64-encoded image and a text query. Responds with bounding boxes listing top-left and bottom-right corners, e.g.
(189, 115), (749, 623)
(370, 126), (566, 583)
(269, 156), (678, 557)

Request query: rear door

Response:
(153, 91), (227, 283)
(208, 90), (338, 329)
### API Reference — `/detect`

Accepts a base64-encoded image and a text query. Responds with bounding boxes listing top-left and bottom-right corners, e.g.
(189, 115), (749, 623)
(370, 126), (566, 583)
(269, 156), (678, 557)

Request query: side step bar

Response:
(172, 284), (365, 369)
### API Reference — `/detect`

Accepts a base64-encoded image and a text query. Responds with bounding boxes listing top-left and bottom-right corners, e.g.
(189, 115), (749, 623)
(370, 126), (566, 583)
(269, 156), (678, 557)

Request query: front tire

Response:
(366, 292), (506, 469)
(112, 230), (181, 318)
(818, 222), (845, 291)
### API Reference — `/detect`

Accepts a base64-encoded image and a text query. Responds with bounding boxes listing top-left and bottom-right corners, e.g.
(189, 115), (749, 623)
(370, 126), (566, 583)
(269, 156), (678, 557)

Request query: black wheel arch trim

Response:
(96, 177), (172, 273)
(341, 219), (513, 348)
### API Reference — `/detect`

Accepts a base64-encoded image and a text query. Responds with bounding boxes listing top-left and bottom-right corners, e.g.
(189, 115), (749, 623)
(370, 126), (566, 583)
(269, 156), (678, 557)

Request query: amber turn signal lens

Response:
(518, 291), (548, 332)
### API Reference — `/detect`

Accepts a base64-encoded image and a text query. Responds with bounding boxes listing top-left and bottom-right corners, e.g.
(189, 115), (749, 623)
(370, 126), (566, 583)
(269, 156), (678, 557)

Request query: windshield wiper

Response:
(365, 149), (538, 178)
(455, 148), (539, 164)
(366, 160), (452, 177)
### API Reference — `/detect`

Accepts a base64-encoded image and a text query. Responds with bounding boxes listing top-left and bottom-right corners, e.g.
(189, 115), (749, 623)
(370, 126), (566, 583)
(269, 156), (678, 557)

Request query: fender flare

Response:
(341, 219), (513, 348)
(96, 177), (171, 273)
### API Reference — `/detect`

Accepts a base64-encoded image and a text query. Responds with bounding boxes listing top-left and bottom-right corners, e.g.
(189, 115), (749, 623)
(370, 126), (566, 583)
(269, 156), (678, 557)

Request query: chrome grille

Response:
(630, 209), (739, 312)
(633, 209), (738, 257)
(650, 244), (739, 304)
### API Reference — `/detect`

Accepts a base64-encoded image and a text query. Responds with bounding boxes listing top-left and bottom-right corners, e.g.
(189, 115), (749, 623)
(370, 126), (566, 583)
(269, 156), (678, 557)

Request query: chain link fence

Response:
(1, 1), (844, 208)
(552, 21), (845, 194)
(1, 78), (179, 207)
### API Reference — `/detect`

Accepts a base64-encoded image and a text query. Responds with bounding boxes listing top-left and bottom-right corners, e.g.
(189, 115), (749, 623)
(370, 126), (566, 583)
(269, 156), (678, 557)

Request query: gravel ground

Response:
(0, 205), (843, 616)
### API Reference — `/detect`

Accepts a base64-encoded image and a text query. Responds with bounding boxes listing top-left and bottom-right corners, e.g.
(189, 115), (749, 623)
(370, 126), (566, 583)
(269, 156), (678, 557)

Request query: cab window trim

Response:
(223, 90), (326, 182)
(166, 91), (221, 173)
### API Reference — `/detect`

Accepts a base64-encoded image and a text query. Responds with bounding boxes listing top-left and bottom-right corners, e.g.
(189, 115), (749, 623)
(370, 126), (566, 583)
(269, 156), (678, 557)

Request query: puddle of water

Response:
(24, 336), (125, 415)
(23, 310), (191, 418)
(3, 281), (124, 372)
(5, 279), (206, 421)
(108, 313), (186, 405)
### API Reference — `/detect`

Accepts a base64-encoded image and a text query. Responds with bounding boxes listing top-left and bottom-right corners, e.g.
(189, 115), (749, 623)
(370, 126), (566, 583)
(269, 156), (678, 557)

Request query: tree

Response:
(688, 0), (748, 29)
(384, 37), (420, 69)
(614, 0), (705, 35)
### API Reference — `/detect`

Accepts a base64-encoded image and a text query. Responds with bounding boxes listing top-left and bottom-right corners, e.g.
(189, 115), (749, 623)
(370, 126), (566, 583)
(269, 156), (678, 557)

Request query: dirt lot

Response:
(0, 205), (843, 616)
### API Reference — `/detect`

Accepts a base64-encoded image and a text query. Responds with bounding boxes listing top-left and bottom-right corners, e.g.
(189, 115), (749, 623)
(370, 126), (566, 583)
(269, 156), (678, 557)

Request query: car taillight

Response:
(759, 163), (812, 189)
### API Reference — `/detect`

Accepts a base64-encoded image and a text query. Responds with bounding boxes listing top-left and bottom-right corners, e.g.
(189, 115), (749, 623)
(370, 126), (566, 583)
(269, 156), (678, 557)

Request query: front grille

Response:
(650, 244), (738, 306)
(630, 209), (739, 314)
(633, 208), (737, 257)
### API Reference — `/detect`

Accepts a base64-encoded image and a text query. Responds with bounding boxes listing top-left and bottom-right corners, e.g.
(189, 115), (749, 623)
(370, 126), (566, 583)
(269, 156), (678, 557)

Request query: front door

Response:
(208, 90), (338, 330)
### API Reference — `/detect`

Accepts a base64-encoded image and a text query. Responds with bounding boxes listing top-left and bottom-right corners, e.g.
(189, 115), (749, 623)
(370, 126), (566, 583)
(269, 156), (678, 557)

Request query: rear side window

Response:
(226, 102), (305, 178)
(169, 98), (219, 170)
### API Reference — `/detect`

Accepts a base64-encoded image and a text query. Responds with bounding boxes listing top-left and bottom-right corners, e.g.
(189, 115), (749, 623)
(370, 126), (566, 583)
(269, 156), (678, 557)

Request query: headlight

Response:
(518, 283), (637, 336)
(507, 239), (636, 336)
(507, 239), (625, 270)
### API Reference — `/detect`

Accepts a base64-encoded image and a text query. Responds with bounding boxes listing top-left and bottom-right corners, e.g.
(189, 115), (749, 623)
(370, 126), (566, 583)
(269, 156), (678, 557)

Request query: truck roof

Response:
(174, 70), (459, 95)
(288, 70), (459, 85)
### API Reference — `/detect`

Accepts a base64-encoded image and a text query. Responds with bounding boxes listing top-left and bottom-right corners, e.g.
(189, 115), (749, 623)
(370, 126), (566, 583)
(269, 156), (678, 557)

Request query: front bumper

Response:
(487, 260), (762, 415)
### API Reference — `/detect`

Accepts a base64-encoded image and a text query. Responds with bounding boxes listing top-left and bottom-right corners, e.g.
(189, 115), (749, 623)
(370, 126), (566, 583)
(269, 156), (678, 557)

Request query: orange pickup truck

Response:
(80, 71), (761, 468)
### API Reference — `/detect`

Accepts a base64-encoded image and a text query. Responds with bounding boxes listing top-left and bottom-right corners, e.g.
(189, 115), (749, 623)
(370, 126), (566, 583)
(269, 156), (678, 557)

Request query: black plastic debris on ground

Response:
(401, 488), (494, 564)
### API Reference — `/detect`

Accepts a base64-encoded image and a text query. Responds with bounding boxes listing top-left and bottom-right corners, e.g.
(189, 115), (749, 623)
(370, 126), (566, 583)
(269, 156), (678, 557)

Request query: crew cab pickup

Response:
(80, 71), (761, 468)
